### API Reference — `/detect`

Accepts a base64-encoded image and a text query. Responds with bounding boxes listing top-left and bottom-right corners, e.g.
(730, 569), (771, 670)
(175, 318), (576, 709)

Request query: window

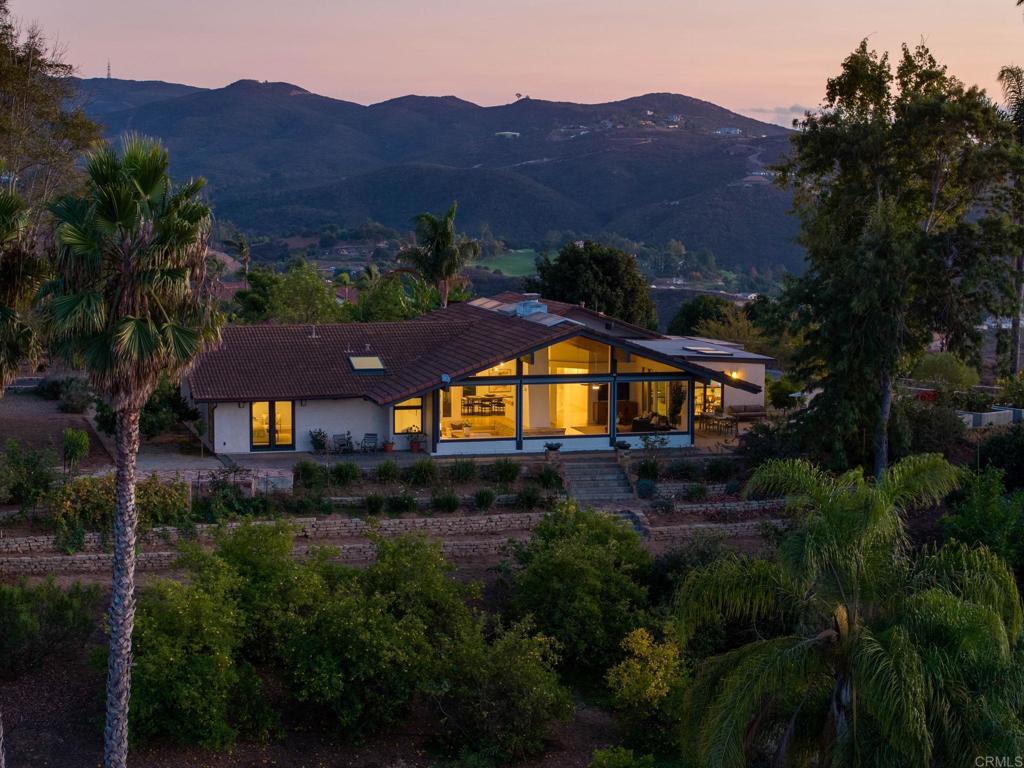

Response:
(440, 385), (516, 440)
(617, 381), (689, 433)
(349, 355), (384, 373)
(250, 401), (294, 449)
(471, 359), (517, 378)
(393, 397), (423, 434)
(522, 383), (610, 437)
(523, 337), (610, 376)
(694, 382), (723, 415)
(616, 350), (687, 374)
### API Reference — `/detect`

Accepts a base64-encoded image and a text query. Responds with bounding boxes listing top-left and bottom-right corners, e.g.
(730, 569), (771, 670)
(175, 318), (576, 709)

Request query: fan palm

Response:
(222, 231), (251, 283)
(401, 201), (480, 308)
(0, 188), (46, 393)
(42, 134), (222, 768)
(675, 455), (1024, 767)
(998, 64), (1024, 375)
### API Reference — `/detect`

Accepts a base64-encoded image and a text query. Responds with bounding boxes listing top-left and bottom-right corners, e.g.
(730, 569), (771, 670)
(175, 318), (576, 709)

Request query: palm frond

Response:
(876, 454), (959, 511)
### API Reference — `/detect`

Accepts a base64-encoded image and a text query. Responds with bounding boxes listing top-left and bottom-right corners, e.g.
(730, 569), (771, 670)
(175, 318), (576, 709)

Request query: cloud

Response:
(742, 104), (815, 127)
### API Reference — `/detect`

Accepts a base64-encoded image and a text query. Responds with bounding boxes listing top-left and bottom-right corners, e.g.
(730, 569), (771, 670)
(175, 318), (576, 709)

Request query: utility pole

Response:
(106, 59), (111, 79)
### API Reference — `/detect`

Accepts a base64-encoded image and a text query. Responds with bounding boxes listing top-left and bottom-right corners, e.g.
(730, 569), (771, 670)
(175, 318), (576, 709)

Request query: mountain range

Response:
(73, 77), (802, 271)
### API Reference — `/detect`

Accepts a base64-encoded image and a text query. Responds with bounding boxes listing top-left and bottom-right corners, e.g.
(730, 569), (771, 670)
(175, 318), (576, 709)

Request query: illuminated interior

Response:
(523, 337), (610, 375)
(616, 380), (690, 433)
(472, 358), (517, 377)
(440, 384), (517, 439)
(694, 382), (723, 414)
(251, 400), (294, 449)
(393, 397), (423, 434)
(522, 383), (610, 437)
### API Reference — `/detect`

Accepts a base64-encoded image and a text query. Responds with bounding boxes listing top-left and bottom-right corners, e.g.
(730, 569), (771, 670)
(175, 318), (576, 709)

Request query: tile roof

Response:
(491, 291), (663, 340)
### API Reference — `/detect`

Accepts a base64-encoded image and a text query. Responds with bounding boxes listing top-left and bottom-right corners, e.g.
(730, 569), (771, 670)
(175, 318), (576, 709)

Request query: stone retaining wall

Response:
(647, 518), (786, 541)
(665, 498), (786, 519)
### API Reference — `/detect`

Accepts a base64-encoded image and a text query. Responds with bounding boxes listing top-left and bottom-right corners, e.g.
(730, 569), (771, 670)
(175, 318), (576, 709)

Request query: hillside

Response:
(77, 77), (803, 271)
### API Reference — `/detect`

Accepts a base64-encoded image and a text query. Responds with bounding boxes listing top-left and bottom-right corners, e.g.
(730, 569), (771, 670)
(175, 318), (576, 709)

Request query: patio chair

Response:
(360, 433), (378, 452)
(332, 433), (354, 453)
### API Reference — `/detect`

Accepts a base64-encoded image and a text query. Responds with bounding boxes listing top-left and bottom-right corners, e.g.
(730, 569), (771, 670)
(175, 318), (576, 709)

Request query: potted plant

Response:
(614, 439), (632, 462)
(544, 441), (562, 460)
(382, 439), (395, 453)
(406, 429), (427, 453)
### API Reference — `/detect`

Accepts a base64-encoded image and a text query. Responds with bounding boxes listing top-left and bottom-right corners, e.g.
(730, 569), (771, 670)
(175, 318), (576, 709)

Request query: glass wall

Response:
(471, 359), (517, 377)
(523, 337), (610, 376)
(616, 350), (687, 374)
(522, 383), (610, 437)
(617, 381), (689, 433)
(440, 384), (517, 440)
(393, 397), (423, 434)
(694, 382), (723, 415)
(251, 401), (294, 449)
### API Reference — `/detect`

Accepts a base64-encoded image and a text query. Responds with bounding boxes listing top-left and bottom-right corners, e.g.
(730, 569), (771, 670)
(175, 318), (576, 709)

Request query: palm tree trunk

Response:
(103, 408), (141, 768)
(1012, 253), (1023, 376)
(1, 704), (7, 768)
(873, 366), (893, 478)
(439, 279), (449, 309)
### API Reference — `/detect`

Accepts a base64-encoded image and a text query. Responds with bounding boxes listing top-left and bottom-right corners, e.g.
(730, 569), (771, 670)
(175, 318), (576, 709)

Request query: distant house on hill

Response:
(715, 127), (743, 136)
(183, 293), (766, 455)
(335, 285), (359, 305)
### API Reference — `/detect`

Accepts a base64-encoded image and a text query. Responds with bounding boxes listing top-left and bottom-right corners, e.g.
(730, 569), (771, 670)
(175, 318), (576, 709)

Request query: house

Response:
(184, 294), (765, 455)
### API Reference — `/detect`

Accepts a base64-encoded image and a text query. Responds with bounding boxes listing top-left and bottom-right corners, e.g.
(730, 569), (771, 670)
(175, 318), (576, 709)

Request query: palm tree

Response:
(401, 201), (480, 308)
(222, 231), (251, 284)
(675, 455), (1024, 767)
(42, 134), (222, 768)
(0, 189), (46, 393)
(997, 64), (1024, 375)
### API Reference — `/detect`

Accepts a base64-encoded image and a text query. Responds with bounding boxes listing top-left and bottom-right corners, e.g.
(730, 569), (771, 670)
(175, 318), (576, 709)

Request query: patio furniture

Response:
(360, 433), (378, 452)
(331, 433), (354, 453)
(727, 404), (767, 422)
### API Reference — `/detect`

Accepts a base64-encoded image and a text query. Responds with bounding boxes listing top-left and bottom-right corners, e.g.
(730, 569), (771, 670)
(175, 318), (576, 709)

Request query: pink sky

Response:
(18, 0), (1024, 125)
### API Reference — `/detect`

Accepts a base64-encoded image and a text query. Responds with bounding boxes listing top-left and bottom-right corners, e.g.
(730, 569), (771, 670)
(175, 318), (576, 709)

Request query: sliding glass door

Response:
(250, 400), (294, 450)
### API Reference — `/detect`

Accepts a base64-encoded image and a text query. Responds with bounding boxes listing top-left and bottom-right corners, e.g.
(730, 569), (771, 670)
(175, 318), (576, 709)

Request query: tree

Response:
(43, 135), (222, 768)
(0, 189), (45, 392)
(530, 240), (657, 329)
(998, 64), (1024, 375)
(270, 260), (342, 324)
(676, 455), (1024, 767)
(666, 294), (731, 335)
(222, 232), (251, 283)
(777, 41), (1021, 475)
(401, 201), (479, 308)
(232, 264), (281, 323)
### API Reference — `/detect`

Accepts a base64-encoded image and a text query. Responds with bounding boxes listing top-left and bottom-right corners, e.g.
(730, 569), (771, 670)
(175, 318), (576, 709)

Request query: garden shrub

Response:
(636, 458), (659, 481)
(509, 501), (651, 671)
(0, 578), (99, 679)
(439, 621), (573, 760)
(432, 491), (461, 514)
(95, 376), (200, 439)
(293, 459), (327, 492)
(515, 485), (542, 510)
(889, 399), (966, 460)
(474, 488), (496, 511)
(132, 554), (275, 748)
(408, 458), (438, 486)
(329, 461), (360, 487)
(535, 465), (563, 490)
(980, 425), (1024, 491)
(999, 372), (1024, 408)
(0, 439), (57, 511)
(386, 493), (417, 515)
(365, 493), (385, 515)
(941, 468), (1023, 567)
(489, 458), (520, 484)
(49, 474), (191, 544)
(448, 459), (477, 484)
(646, 534), (729, 606)
(375, 460), (400, 483)
(62, 427), (90, 476)
(704, 457), (735, 482)
(308, 428), (329, 453)
(912, 351), (980, 392)
(589, 747), (655, 768)
(666, 458), (700, 481)
(767, 376), (800, 410)
(682, 484), (707, 502)
(35, 376), (74, 400)
(635, 478), (656, 499)
(606, 628), (688, 753)
(57, 378), (94, 413)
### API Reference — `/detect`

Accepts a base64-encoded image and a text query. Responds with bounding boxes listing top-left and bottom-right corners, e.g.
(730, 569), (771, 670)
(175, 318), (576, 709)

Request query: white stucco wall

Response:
(209, 398), (389, 454)
(699, 362), (765, 409)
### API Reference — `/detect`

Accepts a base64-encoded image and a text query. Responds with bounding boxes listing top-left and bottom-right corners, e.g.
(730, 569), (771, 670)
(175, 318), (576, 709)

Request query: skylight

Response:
(682, 345), (732, 355)
(349, 355), (384, 373)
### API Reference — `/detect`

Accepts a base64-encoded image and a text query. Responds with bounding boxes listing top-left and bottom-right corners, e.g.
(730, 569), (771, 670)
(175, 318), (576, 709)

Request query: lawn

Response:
(478, 248), (540, 277)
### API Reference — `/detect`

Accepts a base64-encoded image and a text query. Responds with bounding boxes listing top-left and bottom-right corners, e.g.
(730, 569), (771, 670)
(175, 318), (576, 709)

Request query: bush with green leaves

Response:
(704, 457), (735, 482)
(606, 628), (688, 753)
(980, 425), (1024, 491)
(0, 578), (100, 680)
(636, 457), (659, 481)
(589, 747), (655, 768)
(448, 459), (477, 484)
(375, 459), (400, 483)
(95, 375), (200, 438)
(489, 458), (520, 484)
(329, 461), (360, 487)
(666, 459), (700, 481)
(911, 351), (980, 392)
(365, 493), (385, 515)
(534, 465), (563, 490)
(408, 458), (438, 486)
(308, 428), (328, 453)
(474, 488), (496, 511)
(61, 427), (89, 476)
(132, 552), (277, 748)
(509, 501), (651, 671)
(0, 439), (57, 511)
(767, 376), (800, 409)
(438, 621), (573, 760)
(293, 459), (328, 492)
(57, 377), (94, 413)
(432, 491), (461, 513)
(635, 478), (656, 499)
(386, 493), (417, 515)
(515, 485), (543, 510)
(888, 399), (966, 460)
(941, 468), (1023, 567)
(999, 372), (1024, 408)
(681, 484), (707, 502)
